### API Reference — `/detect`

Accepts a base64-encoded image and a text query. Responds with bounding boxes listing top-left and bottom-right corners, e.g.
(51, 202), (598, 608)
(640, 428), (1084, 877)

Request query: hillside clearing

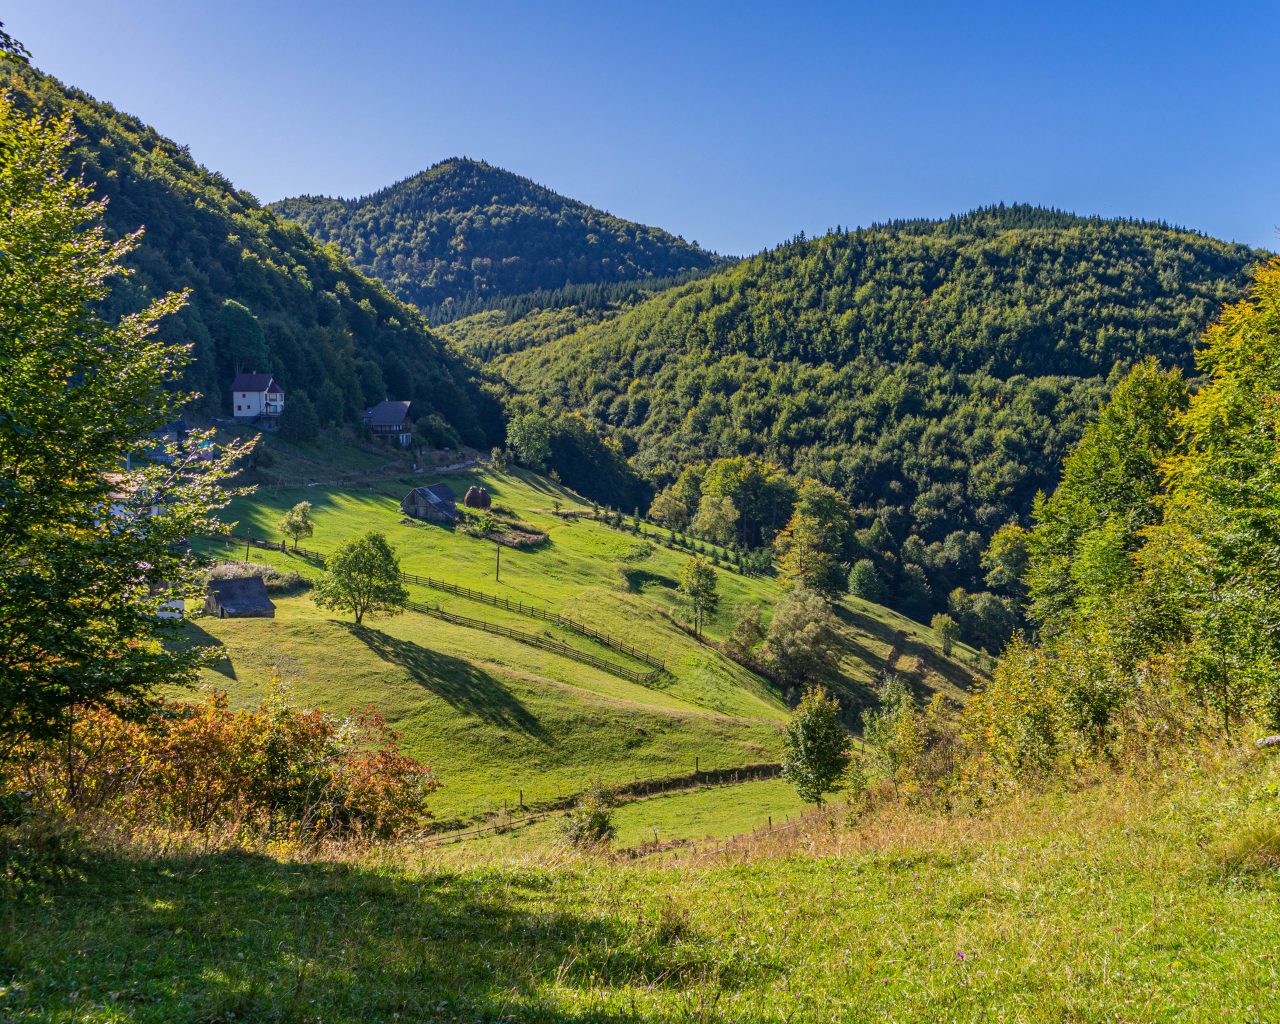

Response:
(191, 464), (977, 822)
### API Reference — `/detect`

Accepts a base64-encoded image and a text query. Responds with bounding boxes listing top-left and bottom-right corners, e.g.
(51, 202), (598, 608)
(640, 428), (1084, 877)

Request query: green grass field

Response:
(6, 748), (1278, 1021)
(186, 454), (978, 824)
(455, 776), (815, 857)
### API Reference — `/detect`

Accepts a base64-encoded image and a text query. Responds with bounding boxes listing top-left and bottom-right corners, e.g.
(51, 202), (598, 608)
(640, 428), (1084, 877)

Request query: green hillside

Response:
(2, 63), (499, 442)
(192, 455), (977, 823)
(270, 158), (725, 319)
(489, 209), (1263, 616)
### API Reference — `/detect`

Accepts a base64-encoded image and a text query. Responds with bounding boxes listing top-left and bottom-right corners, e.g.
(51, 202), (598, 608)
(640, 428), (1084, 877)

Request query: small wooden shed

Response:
(401, 483), (460, 523)
(204, 577), (276, 618)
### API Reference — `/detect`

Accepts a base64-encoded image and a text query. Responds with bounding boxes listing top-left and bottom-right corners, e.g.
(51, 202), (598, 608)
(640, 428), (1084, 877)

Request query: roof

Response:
(365, 399), (412, 428)
(148, 419), (189, 439)
(422, 483), (457, 504)
(206, 576), (276, 614)
(404, 484), (459, 519)
(231, 372), (282, 393)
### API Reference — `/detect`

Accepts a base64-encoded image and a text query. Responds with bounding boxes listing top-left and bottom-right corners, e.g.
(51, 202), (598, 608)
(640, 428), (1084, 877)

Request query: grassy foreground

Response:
(3, 748), (1278, 1021)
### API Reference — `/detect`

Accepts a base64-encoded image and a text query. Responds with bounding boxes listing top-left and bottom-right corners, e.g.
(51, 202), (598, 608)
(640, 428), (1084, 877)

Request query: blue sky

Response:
(8, 1), (1278, 255)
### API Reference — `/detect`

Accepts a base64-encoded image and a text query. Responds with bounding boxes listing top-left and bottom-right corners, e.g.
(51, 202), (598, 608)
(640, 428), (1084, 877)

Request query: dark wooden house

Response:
(401, 483), (459, 523)
(204, 576), (276, 618)
(363, 400), (414, 446)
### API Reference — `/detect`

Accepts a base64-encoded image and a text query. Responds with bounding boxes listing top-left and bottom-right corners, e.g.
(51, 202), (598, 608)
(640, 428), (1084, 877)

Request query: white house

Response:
(231, 372), (284, 420)
(102, 472), (185, 619)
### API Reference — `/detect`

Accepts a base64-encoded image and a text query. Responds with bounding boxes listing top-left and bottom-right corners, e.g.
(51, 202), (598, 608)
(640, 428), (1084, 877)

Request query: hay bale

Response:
(464, 485), (491, 509)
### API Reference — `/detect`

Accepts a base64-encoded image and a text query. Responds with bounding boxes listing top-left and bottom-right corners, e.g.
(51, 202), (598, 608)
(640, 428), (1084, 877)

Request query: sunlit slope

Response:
(193, 464), (978, 820)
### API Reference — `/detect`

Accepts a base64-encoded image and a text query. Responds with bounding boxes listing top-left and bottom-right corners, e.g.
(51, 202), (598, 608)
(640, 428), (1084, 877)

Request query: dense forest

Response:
(490, 209), (1263, 623)
(971, 258), (1280, 771)
(270, 159), (725, 319)
(2, 64), (501, 446)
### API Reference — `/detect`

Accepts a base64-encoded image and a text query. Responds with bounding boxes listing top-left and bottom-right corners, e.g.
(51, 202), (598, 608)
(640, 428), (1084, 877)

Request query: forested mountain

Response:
(492, 209), (1263, 623)
(3, 63), (501, 445)
(270, 159), (724, 319)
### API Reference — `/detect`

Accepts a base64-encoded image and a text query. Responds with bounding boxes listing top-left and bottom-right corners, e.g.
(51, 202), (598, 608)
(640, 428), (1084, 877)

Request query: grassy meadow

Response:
(5, 746), (1278, 1021)
(187, 444), (979, 828)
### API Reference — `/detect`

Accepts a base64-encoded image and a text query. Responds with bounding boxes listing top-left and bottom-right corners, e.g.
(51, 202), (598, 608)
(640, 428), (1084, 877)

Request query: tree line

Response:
(493, 207), (1261, 627)
(270, 158), (723, 315)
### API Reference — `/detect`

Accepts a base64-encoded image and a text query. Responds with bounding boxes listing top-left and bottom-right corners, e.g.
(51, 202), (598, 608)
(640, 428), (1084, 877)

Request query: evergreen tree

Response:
(848, 558), (884, 601)
(280, 391), (320, 442)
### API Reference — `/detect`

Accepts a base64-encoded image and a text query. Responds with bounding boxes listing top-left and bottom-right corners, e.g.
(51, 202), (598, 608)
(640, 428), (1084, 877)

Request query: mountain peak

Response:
(270, 162), (722, 317)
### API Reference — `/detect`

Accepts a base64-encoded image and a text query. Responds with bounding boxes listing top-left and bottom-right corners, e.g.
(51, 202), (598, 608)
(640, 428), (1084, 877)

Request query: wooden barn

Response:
(401, 483), (459, 523)
(362, 399), (414, 446)
(204, 576), (276, 618)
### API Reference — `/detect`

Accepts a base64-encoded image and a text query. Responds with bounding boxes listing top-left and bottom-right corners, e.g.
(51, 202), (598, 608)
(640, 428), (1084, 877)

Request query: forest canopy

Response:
(271, 158), (725, 320)
(488, 208), (1262, 624)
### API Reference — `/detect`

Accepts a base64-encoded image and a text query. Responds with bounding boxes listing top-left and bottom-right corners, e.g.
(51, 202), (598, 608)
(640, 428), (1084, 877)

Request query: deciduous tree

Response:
(781, 686), (851, 805)
(765, 587), (840, 686)
(313, 532), (407, 625)
(677, 555), (718, 636)
(0, 97), (250, 745)
(278, 501), (315, 551)
(774, 480), (856, 597)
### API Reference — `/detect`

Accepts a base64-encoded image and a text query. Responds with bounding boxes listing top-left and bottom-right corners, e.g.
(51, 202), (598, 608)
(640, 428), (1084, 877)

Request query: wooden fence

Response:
(416, 761), (782, 847)
(223, 533), (665, 675)
(408, 601), (661, 685)
(400, 572), (663, 670)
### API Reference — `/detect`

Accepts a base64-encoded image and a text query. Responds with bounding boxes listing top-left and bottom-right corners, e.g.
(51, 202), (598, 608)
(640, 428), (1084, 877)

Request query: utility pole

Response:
(495, 539), (501, 582)
(245, 532), (251, 561)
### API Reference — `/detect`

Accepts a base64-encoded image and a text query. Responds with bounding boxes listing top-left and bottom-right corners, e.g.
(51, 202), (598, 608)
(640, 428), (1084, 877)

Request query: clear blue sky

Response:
(8, 1), (1278, 255)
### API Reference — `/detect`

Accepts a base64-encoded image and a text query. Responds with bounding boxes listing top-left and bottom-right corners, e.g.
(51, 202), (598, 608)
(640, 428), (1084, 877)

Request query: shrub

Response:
(558, 786), (616, 848)
(206, 561), (307, 593)
(623, 541), (653, 561)
(4, 683), (436, 842)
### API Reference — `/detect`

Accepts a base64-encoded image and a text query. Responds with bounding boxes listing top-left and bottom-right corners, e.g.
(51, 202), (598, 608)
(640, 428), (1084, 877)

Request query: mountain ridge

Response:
(478, 209), (1265, 619)
(4, 64), (502, 445)
(271, 157), (726, 319)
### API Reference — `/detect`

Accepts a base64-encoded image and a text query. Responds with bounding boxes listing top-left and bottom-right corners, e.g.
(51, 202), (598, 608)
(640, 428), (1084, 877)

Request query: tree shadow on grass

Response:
(833, 604), (978, 697)
(2, 847), (769, 1022)
(620, 568), (677, 594)
(175, 621), (237, 680)
(347, 623), (552, 745)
